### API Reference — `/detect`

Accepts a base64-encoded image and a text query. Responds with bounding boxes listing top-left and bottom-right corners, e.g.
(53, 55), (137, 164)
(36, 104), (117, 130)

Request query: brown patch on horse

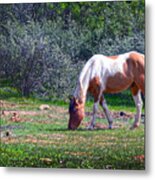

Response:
(127, 52), (145, 94)
(123, 59), (134, 77)
(104, 71), (133, 94)
(88, 76), (101, 102)
(130, 82), (139, 96)
(105, 52), (145, 94)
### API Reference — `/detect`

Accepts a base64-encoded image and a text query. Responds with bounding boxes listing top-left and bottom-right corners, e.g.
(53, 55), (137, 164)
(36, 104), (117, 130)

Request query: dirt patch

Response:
(0, 100), (16, 109)
(9, 116), (54, 124)
(8, 118), (53, 124)
(2, 111), (65, 124)
(85, 111), (134, 120)
(82, 122), (123, 129)
(2, 110), (44, 116)
(50, 106), (67, 114)
(2, 105), (67, 118)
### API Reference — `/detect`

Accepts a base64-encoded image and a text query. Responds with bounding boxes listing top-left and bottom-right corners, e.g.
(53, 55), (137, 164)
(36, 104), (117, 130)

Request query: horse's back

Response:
(127, 51), (144, 65)
(88, 51), (145, 94)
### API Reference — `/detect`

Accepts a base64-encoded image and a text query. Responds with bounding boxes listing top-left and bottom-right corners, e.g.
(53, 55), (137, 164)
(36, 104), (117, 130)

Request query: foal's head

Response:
(68, 96), (85, 130)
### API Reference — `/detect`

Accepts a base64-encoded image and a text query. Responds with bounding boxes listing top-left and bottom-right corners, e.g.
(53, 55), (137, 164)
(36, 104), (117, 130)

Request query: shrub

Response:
(0, 2), (144, 101)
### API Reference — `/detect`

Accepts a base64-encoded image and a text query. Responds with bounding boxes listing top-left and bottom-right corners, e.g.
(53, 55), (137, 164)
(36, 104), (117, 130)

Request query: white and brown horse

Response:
(68, 51), (145, 130)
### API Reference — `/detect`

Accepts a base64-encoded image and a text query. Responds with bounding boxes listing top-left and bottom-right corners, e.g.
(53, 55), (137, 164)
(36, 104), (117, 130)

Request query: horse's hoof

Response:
(108, 124), (112, 129)
(130, 126), (136, 130)
(130, 123), (140, 130)
(87, 125), (94, 130)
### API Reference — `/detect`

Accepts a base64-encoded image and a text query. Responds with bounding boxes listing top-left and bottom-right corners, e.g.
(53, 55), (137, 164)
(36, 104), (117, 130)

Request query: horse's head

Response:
(68, 96), (85, 130)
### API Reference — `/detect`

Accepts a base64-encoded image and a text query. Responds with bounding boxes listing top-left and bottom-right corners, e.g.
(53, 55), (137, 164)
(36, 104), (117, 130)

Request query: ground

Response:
(0, 99), (145, 169)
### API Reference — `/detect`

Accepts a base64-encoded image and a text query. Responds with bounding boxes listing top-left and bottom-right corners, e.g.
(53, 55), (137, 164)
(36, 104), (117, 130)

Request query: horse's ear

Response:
(75, 98), (83, 105)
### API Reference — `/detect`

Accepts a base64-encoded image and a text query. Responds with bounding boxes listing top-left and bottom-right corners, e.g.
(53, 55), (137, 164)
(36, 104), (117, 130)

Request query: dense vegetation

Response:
(0, 1), (145, 100)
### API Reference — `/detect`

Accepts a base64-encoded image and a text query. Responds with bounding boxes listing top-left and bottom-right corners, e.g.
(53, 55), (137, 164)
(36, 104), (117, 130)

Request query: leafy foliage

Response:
(0, 1), (145, 99)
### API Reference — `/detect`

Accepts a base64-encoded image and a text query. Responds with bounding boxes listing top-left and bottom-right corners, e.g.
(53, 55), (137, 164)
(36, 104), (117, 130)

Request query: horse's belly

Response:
(104, 73), (133, 93)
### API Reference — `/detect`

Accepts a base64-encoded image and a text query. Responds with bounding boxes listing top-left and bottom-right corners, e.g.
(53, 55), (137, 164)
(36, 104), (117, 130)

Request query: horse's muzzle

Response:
(68, 123), (76, 130)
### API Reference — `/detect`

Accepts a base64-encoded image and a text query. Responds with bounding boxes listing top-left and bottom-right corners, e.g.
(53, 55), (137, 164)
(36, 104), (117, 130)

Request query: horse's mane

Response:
(73, 58), (92, 101)
(73, 55), (104, 101)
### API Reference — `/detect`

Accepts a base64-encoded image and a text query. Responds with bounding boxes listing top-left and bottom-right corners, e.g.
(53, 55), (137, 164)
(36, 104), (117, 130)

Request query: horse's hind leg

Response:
(131, 83), (143, 129)
(100, 95), (113, 129)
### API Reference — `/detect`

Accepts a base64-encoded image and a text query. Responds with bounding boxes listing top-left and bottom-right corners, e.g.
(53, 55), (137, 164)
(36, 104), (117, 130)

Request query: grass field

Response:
(0, 97), (145, 169)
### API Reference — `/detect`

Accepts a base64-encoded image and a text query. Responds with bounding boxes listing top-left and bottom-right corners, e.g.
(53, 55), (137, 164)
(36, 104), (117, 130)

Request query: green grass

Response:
(1, 129), (144, 169)
(0, 97), (145, 169)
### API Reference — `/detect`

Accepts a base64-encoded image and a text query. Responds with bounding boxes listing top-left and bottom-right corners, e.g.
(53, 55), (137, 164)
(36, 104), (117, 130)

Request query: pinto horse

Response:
(68, 51), (145, 130)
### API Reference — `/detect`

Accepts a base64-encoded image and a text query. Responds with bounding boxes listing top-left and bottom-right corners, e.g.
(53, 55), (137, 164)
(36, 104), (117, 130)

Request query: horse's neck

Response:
(73, 81), (87, 104)
(73, 72), (91, 104)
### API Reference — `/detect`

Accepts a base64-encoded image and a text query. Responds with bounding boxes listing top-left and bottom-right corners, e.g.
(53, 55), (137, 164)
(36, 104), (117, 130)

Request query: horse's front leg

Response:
(100, 96), (113, 129)
(87, 102), (99, 130)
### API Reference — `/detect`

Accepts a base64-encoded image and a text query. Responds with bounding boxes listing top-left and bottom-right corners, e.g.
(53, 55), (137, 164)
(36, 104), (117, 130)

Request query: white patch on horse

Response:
(107, 53), (130, 76)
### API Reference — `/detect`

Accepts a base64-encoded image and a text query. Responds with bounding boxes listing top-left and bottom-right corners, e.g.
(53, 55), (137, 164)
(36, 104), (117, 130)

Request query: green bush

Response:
(0, 2), (144, 102)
